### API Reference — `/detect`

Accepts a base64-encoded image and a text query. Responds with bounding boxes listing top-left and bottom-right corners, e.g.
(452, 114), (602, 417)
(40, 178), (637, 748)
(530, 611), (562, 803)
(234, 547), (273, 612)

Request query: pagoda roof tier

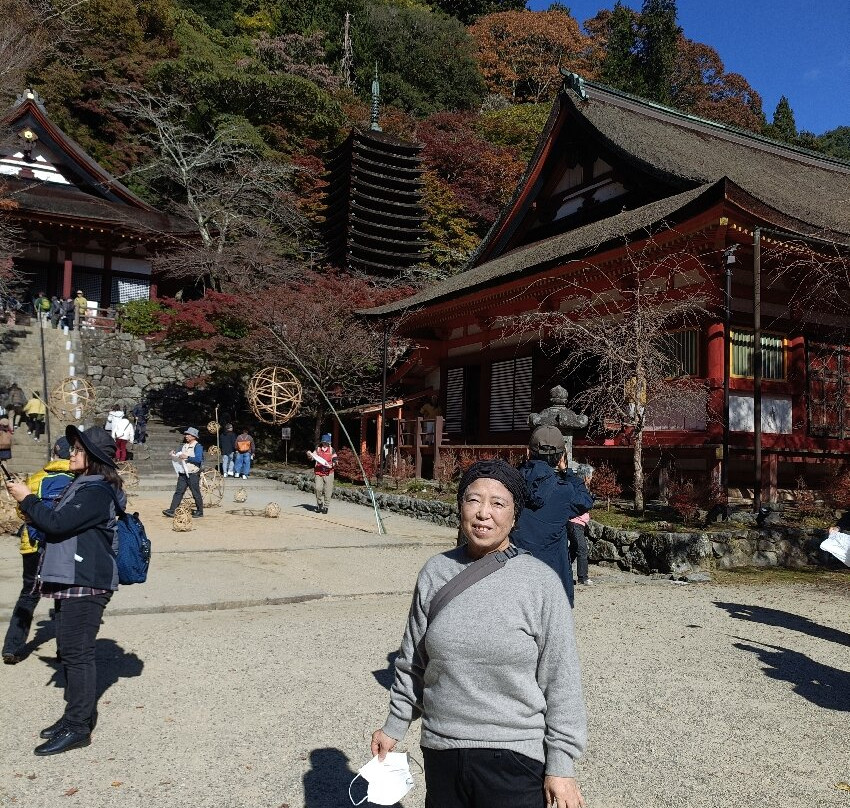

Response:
(349, 175), (423, 199)
(349, 241), (425, 262)
(348, 215), (426, 239)
(349, 184), (422, 207)
(351, 129), (423, 158)
(347, 228), (426, 253)
(323, 202), (426, 233)
(351, 153), (423, 178)
(350, 201), (424, 224)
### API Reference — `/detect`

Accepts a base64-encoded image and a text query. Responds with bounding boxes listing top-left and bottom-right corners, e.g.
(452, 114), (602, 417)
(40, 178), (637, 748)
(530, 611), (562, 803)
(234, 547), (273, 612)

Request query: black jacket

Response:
(19, 475), (124, 590)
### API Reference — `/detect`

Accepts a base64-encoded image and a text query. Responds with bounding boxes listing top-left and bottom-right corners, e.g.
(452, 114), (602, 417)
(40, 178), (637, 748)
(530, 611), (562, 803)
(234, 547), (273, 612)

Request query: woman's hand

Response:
(370, 729), (397, 761)
(5, 481), (29, 503)
(544, 775), (585, 808)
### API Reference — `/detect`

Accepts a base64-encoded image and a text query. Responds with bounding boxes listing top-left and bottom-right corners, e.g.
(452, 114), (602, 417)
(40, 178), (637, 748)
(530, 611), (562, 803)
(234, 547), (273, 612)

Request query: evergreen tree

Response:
(638, 0), (680, 105)
(769, 96), (798, 142)
(601, 1), (642, 94)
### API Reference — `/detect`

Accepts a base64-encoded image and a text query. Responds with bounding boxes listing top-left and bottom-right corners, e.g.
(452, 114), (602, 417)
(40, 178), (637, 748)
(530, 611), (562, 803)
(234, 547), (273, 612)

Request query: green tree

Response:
(818, 126), (850, 160)
(765, 95), (798, 143)
(430, 0), (526, 26)
(599, 2), (642, 95)
(356, 4), (485, 115)
(638, 0), (680, 105)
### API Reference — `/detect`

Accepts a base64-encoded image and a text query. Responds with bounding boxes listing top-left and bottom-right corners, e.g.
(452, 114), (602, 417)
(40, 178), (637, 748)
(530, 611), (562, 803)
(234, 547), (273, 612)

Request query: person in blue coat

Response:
(512, 425), (594, 607)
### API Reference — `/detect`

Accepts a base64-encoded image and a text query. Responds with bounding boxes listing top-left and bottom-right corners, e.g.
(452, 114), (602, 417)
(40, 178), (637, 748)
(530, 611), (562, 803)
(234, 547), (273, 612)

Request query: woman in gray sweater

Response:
(372, 460), (587, 808)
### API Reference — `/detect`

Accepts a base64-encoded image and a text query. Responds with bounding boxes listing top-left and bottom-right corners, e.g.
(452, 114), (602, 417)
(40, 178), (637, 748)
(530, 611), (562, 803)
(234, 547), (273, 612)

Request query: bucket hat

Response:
(65, 425), (117, 468)
(184, 427), (200, 438)
(320, 433), (332, 444)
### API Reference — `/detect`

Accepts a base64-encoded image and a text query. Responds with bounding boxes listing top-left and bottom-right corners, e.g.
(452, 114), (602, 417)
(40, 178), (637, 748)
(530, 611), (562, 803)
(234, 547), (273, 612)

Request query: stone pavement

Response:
(0, 479), (848, 808)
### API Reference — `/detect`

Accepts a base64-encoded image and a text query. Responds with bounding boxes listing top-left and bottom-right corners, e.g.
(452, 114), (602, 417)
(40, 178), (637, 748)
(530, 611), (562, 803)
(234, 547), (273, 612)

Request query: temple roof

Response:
(0, 90), (191, 235)
(362, 79), (850, 318)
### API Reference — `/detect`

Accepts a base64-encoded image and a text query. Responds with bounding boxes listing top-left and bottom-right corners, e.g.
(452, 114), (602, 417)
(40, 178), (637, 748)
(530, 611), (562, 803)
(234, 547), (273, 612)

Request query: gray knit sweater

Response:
(382, 546), (587, 777)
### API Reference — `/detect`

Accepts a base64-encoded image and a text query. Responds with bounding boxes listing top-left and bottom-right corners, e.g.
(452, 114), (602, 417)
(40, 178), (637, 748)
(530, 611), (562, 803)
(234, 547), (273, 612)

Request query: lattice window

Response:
(489, 356), (532, 432)
(111, 276), (151, 304)
(731, 330), (785, 380)
(658, 329), (698, 376)
(444, 367), (464, 434)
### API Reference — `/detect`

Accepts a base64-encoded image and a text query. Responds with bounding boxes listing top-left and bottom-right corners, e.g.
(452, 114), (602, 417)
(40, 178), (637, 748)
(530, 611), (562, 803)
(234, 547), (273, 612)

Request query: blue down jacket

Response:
(512, 460), (593, 606)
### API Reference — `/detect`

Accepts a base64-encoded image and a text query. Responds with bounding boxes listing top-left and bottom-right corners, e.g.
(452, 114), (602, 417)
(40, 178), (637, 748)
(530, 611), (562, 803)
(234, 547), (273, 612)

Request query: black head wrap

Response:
(457, 459), (527, 522)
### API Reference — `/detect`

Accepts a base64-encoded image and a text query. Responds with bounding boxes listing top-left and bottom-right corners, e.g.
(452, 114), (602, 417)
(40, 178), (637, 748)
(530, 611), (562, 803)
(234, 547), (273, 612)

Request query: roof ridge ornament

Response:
(559, 69), (588, 101)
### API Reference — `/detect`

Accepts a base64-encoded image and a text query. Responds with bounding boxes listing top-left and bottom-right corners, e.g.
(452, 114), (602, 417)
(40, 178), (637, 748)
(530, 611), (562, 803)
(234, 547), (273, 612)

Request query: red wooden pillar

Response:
(376, 411), (383, 463)
(61, 256), (73, 299)
(705, 321), (725, 380)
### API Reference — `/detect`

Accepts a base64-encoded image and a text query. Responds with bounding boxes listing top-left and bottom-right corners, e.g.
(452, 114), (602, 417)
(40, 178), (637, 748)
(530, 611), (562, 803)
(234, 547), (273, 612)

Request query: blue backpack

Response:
(96, 483), (151, 585)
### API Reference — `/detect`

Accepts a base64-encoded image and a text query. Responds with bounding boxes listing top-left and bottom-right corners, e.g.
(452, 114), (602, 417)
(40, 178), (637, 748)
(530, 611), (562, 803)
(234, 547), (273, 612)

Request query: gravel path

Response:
(0, 486), (847, 807)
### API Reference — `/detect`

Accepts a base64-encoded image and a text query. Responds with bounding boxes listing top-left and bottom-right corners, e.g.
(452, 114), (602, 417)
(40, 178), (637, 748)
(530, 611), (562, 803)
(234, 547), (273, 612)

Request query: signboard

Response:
(281, 427), (291, 440)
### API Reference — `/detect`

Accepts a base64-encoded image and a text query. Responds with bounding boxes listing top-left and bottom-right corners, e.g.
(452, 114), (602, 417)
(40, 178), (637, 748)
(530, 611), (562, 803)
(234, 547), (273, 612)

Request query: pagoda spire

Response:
(370, 63), (381, 132)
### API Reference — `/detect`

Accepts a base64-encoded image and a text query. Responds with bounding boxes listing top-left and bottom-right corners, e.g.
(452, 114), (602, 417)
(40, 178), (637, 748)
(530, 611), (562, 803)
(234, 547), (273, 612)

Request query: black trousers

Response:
(567, 522), (589, 583)
(2, 552), (40, 655)
(169, 473), (203, 512)
(56, 592), (112, 734)
(423, 748), (546, 808)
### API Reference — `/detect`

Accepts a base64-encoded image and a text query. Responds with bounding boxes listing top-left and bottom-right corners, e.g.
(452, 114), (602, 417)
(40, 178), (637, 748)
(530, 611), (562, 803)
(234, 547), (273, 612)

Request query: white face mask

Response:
(349, 752), (414, 806)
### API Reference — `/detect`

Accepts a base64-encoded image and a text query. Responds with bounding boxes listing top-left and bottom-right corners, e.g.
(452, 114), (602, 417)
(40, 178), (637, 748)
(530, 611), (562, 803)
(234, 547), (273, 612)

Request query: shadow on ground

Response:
(303, 747), (404, 808)
(733, 638), (850, 711)
(714, 601), (850, 646)
(40, 637), (144, 700)
(372, 651), (399, 690)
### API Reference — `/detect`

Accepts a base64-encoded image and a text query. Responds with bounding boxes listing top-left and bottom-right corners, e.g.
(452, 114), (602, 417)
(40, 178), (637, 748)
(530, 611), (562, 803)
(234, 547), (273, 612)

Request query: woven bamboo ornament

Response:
(207, 445), (221, 458)
(174, 503), (192, 517)
(0, 496), (20, 535)
(225, 504), (280, 518)
(48, 376), (97, 421)
(247, 366), (302, 424)
(200, 469), (223, 507)
(233, 487), (247, 503)
(172, 511), (193, 531)
(117, 461), (139, 489)
(207, 421), (219, 434)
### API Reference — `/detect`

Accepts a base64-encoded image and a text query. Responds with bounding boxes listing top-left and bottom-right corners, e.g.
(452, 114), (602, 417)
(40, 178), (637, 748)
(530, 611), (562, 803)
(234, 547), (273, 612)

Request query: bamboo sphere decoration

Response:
(174, 503), (192, 517)
(172, 511), (193, 531)
(199, 469), (223, 507)
(117, 461), (139, 488)
(48, 376), (97, 421)
(264, 502), (281, 518)
(0, 498), (20, 535)
(207, 421), (219, 434)
(247, 366), (302, 424)
(234, 487), (247, 503)
(207, 445), (221, 458)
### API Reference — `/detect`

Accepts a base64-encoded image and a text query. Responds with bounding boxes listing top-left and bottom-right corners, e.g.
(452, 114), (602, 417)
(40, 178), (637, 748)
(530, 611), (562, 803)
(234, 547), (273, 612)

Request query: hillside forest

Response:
(1, 0), (849, 431)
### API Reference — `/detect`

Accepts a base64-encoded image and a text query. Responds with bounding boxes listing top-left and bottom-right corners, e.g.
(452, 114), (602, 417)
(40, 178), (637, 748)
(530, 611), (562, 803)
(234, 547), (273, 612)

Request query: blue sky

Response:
(525, 0), (850, 135)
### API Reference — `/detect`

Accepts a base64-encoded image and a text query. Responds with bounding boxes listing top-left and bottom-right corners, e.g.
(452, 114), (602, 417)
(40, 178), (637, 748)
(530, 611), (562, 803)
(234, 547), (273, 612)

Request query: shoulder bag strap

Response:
(91, 481), (126, 518)
(428, 545), (526, 624)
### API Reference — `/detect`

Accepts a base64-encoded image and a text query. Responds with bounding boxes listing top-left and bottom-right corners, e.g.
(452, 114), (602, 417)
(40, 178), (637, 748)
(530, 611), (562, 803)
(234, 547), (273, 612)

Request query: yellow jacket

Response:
(17, 459), (73, 553)
(23, 397), (46, 417)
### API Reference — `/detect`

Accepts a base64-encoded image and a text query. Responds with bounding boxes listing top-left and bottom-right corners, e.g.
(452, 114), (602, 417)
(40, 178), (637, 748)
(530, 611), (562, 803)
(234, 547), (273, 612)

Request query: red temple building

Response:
(364, 77), (850, 501)
(0, 90), (190, 306)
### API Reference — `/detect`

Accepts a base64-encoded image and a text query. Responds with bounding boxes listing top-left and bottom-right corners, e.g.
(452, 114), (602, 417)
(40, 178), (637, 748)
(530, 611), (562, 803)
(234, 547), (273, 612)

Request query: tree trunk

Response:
(633, 423), (644, 513)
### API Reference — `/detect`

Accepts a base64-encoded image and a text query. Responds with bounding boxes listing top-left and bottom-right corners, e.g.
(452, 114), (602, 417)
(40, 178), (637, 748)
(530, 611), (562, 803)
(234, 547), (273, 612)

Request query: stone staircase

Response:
(1, 321), (79, 475)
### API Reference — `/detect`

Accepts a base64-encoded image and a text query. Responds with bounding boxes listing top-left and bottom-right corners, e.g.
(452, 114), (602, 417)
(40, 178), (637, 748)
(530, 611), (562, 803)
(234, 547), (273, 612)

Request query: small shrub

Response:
(119, 299), (170, 337)
(335, 447), (377, 483)
(389, 453), (415, 488)
(435, 450), (459, 490)
(825, 466), (850, 510)
(667, 477), (701, 524)
(590, 463), (621, 512)
(794, 475), (822, 519)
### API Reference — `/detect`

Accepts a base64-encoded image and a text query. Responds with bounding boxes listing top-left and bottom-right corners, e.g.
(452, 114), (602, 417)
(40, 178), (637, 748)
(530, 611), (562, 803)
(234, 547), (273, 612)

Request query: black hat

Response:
(65, 425), (117, 468)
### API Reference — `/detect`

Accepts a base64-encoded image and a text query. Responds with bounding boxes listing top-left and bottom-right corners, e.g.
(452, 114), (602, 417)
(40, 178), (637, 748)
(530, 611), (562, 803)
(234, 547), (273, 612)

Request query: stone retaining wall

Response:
(79, 331), (202, 418)
(261, 470), (838, 575)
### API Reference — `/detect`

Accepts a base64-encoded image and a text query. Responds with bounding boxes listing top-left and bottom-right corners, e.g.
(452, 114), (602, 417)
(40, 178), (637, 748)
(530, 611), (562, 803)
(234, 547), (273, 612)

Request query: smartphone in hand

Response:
(0, 460), (12, 481)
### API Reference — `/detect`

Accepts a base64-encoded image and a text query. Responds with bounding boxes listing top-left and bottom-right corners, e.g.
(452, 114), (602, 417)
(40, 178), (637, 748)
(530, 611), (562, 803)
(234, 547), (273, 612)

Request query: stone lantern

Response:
(528, 385), (588, 466)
